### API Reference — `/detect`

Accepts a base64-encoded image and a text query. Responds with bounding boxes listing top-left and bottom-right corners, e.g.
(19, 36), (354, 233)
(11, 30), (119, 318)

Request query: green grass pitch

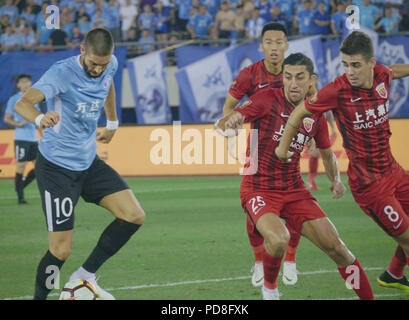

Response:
(0, 174), (407, 300)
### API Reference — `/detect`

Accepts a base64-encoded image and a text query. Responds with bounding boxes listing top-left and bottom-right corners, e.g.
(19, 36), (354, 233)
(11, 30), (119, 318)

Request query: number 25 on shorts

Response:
(249, 196), (266, 215)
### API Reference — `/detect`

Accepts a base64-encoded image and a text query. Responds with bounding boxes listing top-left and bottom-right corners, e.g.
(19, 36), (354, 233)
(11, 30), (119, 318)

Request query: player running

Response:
(216, 53), (374, 300)
(222, 22), (301, 287)
(276, 31), (409, 294)
(14, 28), (146, 300)
(305, 74), (337, 191)
(4, 74), (41, 204)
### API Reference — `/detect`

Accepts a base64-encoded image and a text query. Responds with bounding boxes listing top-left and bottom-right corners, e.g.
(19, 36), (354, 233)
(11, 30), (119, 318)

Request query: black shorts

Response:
(14, 140), (38, 162)
(35, 152), (130, 232)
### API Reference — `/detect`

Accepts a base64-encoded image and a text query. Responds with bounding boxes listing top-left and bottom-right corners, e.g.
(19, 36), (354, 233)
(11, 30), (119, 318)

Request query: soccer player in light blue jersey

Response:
(14, 28), (146, 300)
(4, 74), (41, 204)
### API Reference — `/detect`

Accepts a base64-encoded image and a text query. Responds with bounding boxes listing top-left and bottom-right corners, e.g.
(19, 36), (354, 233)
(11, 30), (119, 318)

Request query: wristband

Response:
(35, 114), (45, 127)
(106, 120), (119, 130)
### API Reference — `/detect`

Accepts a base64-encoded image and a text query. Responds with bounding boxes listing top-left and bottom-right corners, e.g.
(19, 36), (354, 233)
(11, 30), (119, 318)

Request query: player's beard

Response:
(83, 60), (101, 78)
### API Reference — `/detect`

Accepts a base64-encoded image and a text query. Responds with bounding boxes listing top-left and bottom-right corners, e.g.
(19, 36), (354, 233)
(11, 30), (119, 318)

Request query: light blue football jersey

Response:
(32, 54), (118, 171)
(5, 92), (39, 142)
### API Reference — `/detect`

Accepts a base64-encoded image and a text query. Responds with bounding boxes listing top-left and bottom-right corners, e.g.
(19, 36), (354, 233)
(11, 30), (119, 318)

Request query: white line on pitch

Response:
(1, 266), (392, 300)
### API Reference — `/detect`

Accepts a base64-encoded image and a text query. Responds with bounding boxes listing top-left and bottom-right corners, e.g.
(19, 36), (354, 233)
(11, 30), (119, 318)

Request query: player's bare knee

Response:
(325, 239), (352, 264)
(121, 205), (145, 225)
(264, 231), (289, 256)
(50, 245), (71, 261)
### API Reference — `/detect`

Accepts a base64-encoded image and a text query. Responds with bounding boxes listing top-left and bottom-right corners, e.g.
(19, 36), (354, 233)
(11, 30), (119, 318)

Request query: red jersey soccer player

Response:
(276, 31), (409, 293)
(217, 53), (374, 300)
(222, 22), (302, 287)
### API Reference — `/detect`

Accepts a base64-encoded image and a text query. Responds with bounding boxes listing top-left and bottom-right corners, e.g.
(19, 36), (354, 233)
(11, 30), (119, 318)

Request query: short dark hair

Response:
(261, 22), (288, 38)
(16, 74), (32, 83)
(283, 53), (314, 76)
(84, 28), (114, 56)
(340, 31), (374, 62)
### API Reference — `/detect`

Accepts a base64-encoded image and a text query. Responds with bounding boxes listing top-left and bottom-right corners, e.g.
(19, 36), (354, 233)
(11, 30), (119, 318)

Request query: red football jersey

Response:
(229, 60), (283, 100)
(305, 64), (397, 191)
(236, 88), (331, 192)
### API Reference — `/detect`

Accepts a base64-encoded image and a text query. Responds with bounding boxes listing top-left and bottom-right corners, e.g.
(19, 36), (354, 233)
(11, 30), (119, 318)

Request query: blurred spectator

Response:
(75, 6), (90, 23)
(387, 0), (403, 18)
(73, 0), (86, 12)
(127, 26), (140, 41)
(358, 0), (382, 29)
(92, 9), (108, 28)
(175, 0), (192, 32)
(138, 28), (154, 54)
(331, 2), (347, 34)
(228, 0), (239, 11)
(118, 0), (139, 5)
(17, 25), (36, 50)
(68, 25), (84, 48)
(400, 1), (409, 31)
(105, 0), (121, 42)
(36, 5), (53, 46)
(187, 5), (214, 39)
(270, 6), (287, 29)
(313, 1), (331, 35)
(0, 0), (19, 25)
(242, 0), (255, 20)
(374, 5), (400, 33)
(49, 28), (69, 47)
(20, 6), (37, 30)
(140, 0), (157, 9)
(154, 1), (171, 42)
(0, 15), (10, 34)
(258, 0), (272, 22)
(120, 0), (138, 40)
(78, 15), (92, 35)
(294, 0), (314, 35)
(84, 0), (96, 17)
(215, 1), (236, 39)
(138, 4), (155, 34)
(95, 0), (108, 11)
(13, 17), (28, 33)
(316, 0), (332, 14)
(234, 5), (246, 39)
(61, 11), (75, 39)
(26, 0), (42, 15)
(0, 24), (18, 51)
(276, 0), (296, 26)
(201, 0), (221, 18)
(245, 8), (265, 40)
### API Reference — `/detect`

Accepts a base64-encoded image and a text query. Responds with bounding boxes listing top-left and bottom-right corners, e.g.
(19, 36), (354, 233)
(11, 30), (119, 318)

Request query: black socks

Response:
(34, 250), (65, 300)
(82, 219), (141, 273)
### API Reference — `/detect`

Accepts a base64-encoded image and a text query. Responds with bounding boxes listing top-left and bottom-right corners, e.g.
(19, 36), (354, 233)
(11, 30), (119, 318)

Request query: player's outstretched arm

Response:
(275, 103), (312, 162)
(389, 64), (409, 79)
(214, 111), (244, 137)
(222, 93), (240, 116)
(97, 82), (118, 144)
(14, 88), (60, 128)
(319, 147), (346, 199)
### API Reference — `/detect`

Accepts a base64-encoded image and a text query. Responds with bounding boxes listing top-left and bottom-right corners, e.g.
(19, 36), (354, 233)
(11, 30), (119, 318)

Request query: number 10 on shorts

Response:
(45, 191), (74, 231)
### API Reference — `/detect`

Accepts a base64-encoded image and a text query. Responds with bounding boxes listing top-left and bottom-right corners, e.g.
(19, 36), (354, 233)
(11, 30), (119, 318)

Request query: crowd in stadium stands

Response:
(0, 0), (409, 54)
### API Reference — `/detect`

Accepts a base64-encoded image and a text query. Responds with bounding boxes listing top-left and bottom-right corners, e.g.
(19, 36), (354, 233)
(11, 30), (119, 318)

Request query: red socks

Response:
(338, 259), (374, 300)
(263, 252), (283, 290)
(387, 246), (406, 278)
(284, 233), (301, 263)
(247, 216), (264, 262)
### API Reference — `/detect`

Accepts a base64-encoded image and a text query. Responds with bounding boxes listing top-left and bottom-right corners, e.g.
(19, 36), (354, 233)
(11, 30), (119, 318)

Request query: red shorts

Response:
(241, 188), (327, 235)
(352, 166), (409, 236)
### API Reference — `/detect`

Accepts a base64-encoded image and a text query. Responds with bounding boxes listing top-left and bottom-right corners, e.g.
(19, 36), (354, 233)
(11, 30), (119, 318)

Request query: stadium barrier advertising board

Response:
(1, 120), (408, 178)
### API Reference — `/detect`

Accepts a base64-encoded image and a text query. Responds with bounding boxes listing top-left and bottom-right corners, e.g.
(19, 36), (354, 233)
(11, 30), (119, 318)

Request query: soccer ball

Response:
(59, 279), (100, 300)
